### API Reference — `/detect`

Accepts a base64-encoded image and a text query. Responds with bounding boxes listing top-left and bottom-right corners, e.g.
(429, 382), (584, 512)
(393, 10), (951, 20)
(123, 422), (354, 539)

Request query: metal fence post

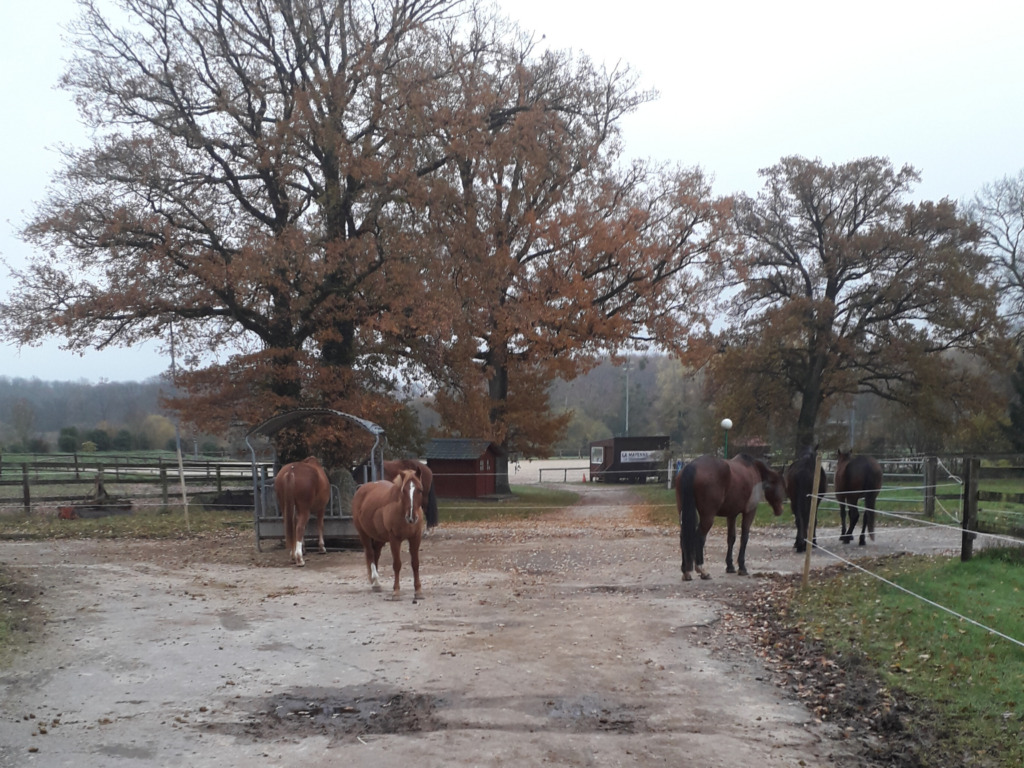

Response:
(961, 457), (979, 562)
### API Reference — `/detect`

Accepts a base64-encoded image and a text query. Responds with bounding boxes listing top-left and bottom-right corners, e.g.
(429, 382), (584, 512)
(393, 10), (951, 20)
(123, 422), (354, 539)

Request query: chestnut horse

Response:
(274, 456), (331, 567)
(383, 459), (439, 528)
(784, 447), (828, 554)
(835, 450), (883, 545)
(675, 454), (787, 580)
(351, 469), (425, 600)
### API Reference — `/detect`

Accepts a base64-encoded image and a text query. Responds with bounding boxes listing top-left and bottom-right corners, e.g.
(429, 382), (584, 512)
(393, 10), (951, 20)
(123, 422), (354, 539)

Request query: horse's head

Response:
(763, 467), (787, 517)
(836, 448), (852, 466)
(796, 445), (818, 461)
(394, 469), (424, 525)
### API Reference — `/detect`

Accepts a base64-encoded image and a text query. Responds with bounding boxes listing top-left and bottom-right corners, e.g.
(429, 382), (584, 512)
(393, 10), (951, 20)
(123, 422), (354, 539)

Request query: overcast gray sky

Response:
(2, 0), (1023, 382)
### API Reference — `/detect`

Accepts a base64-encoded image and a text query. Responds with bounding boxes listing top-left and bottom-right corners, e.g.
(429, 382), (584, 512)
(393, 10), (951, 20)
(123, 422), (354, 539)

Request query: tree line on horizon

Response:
(1, 0), (1022, 481)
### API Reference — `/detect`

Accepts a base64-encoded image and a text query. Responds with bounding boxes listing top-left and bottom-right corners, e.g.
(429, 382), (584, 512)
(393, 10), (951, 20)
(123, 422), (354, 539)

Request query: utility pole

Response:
(624, 355), (630, 436)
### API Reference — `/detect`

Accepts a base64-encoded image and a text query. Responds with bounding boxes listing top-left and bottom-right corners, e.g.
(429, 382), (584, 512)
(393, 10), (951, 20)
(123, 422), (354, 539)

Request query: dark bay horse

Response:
(351, 469), (426, 600)
(674, 454), (787, 580)
(784, 447), (828, 554)
(383, 459), (439, 528)
(835, 450), (883, 545)
(274, 456), (331, 567)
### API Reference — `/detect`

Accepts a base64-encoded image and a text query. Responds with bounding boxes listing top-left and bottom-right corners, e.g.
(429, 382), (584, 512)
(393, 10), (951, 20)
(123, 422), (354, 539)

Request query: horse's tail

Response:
(675, 462), (699, 573)
(278, 469), (296, 520)
(425, 483), (439, 528)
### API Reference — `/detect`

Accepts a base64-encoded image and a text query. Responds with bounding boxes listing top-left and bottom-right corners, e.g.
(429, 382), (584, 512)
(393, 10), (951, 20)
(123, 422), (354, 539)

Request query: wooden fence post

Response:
(923, 456), (937, 518)
(961, 457), (979, 562)
(22, 463), (31, 514)
(160, 463), (168, 507)
(74, 452), (80, 480)
(801, 452), (823, 589)
(216, 464), (222, 494)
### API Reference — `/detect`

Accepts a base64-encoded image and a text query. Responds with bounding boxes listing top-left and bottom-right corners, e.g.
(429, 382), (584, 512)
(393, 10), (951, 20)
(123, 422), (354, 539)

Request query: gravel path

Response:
(0, 483), (970, 767)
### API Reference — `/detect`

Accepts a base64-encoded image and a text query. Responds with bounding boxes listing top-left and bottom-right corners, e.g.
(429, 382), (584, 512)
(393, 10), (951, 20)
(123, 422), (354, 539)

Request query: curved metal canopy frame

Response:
(245, 408), (386, 440)
(245, 409), (388, 532)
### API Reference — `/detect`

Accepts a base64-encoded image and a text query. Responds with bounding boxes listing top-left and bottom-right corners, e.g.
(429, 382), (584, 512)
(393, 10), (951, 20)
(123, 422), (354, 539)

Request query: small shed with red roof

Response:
(425, 438), (503, 498)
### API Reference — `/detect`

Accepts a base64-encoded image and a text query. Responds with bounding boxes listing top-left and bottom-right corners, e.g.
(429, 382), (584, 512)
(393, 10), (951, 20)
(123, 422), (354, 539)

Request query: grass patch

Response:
(439, 485), (579, 523)
(795, 549), (1024, 766)
(0, 506), (251, 540)
(0, 571), (19, 666)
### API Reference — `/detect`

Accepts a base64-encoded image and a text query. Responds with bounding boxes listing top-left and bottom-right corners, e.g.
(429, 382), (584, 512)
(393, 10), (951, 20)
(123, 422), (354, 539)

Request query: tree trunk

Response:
(794, 353), (827, 453)
(488, 361), (512, 495)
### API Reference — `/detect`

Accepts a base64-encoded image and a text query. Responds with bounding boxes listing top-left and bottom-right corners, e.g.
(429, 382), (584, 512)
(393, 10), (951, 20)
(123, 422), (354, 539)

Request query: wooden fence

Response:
(0, 456), (258, 513)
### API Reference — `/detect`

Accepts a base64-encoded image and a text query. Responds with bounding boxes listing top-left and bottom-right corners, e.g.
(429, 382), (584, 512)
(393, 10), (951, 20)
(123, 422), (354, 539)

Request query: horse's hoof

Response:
(700, 573), (712, 580)
(682, 573), (693, 582)
(738, 569), (749, 577)
(371, 584), (382, 592)
(726, 566), (736, 574)
(389, 593), (401, 601)
(295, 560), (305, 568)
(414, 592), (424, 601)
(859, 538), (867, 546)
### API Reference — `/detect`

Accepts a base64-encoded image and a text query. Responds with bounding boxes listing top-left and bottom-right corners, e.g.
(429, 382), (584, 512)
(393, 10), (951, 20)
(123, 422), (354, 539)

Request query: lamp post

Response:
(721, 418), (733, 458)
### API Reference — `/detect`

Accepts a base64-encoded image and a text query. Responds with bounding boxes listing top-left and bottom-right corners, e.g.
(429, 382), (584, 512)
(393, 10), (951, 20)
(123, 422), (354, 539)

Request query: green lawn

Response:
(438, 485), (580, 523)
(795, 549), (1024, 766)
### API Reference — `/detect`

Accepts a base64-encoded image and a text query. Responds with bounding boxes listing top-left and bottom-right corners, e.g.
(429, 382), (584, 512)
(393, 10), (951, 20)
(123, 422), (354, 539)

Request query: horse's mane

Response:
(731, 454), (784, 488)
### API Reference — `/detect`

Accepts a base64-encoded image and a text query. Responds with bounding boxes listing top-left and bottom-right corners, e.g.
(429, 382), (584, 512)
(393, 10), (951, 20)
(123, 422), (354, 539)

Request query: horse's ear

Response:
(392, 474), (404, 487)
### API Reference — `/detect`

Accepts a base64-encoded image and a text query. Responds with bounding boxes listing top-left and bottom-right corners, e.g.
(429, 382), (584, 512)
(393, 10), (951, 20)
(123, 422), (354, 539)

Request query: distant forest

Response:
(1, 354), (953, 459)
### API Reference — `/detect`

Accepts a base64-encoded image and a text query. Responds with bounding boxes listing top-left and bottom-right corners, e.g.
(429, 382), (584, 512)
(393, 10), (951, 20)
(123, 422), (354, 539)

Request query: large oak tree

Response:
(969, 169), (1024, 335)
(412, 29), (728, 489)
(1, 0), (725, 468)
(2, 0), (469, 460)
(710, 156), (1006, 453)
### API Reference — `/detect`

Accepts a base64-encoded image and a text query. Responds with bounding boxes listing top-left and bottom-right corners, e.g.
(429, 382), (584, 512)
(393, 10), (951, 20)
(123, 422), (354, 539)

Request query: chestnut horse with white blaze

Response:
(351, 469), (426, 600)
(675, 454), (787, 580)
(274, 456), (330, 567)
(383, 459), (439, 528)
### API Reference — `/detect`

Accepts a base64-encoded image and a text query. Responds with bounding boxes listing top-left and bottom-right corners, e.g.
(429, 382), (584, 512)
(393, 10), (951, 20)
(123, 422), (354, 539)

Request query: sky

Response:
(1, 0), (1023, 383)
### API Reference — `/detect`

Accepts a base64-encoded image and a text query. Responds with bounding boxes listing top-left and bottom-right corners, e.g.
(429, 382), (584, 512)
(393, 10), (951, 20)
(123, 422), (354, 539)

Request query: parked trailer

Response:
(589, 436), (670, 484)
(245, 408), (386, 551)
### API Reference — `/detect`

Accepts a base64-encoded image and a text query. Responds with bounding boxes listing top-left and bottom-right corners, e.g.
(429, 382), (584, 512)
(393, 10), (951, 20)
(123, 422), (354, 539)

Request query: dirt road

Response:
(0, 484), (962, 767)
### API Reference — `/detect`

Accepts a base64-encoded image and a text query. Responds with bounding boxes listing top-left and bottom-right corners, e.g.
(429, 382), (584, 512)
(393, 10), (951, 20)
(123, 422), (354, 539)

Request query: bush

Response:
(80, 441), (98, 453)
(112, 429), (134, 451)
(84, 429), (112, 451)
(58, 427), (80, 452)
(27, 437), (50, 453)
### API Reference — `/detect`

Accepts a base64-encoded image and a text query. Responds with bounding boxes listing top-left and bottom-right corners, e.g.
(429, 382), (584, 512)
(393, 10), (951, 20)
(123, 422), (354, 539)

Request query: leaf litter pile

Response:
(706, 569), (947, 768)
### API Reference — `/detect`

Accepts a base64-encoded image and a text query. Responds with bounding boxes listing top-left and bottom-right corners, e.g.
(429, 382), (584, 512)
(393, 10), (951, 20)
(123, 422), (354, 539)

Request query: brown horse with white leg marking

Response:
(675, 454), (787, 580)
(274, 456), (330, 567)
(351, 469), (425, 600)
(835, 450), (883, 545)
